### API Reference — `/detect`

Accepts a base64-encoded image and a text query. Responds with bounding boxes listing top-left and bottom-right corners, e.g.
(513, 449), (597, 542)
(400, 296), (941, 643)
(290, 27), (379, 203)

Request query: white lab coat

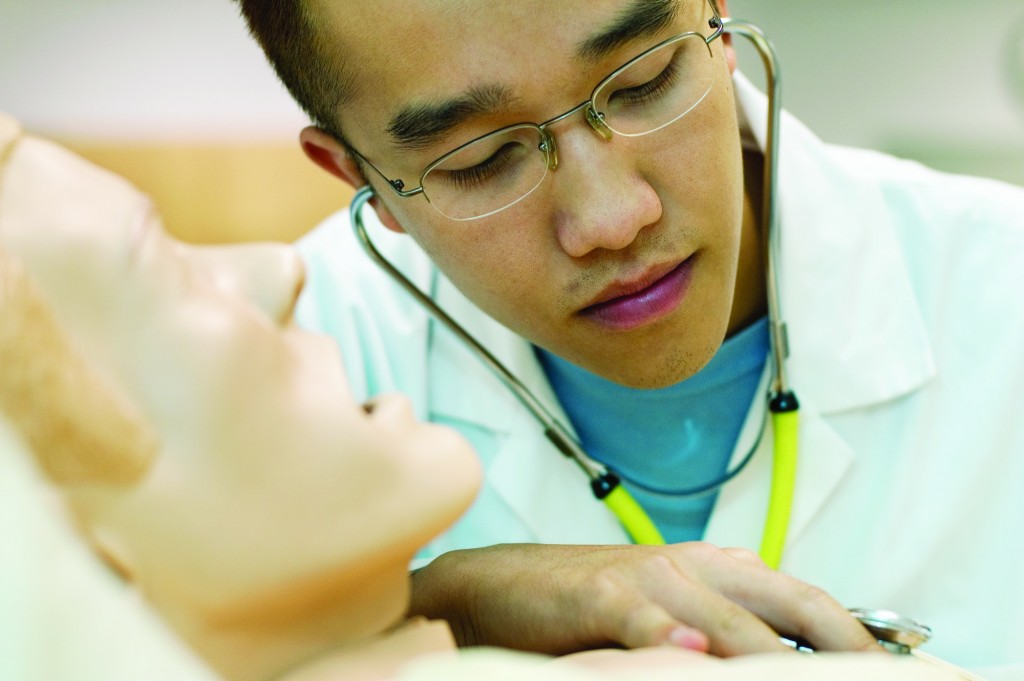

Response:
(296, 74), (1024, 676)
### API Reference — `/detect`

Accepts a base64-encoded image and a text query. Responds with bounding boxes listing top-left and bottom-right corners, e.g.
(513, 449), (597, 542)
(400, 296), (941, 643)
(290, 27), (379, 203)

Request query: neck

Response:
(280, 618), (457, 681)
(726, 146), (768, 338)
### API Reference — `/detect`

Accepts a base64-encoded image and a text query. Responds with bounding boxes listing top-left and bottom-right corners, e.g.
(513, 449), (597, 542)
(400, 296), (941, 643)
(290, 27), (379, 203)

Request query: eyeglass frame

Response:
(346, 0), (725, 220)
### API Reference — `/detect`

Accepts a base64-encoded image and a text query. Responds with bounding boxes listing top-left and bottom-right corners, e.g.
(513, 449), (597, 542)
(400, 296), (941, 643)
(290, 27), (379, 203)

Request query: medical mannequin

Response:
(0, 115), (959, 681)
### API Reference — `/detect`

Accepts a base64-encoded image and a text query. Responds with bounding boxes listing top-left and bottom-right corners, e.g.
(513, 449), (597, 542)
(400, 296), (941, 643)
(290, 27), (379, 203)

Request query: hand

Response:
(408, 543), (882, 657)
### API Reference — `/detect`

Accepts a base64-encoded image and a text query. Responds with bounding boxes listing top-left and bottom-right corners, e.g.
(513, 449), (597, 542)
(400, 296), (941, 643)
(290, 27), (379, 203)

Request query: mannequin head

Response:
(0, 129), (481, 680)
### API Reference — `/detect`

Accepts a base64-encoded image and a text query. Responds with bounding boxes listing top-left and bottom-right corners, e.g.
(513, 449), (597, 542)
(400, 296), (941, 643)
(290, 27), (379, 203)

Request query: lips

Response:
(578, 257), (695, 331)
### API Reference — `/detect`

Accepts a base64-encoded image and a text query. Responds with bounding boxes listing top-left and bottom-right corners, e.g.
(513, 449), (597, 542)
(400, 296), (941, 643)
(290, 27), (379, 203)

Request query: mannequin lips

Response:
(579, 257), (695, 331)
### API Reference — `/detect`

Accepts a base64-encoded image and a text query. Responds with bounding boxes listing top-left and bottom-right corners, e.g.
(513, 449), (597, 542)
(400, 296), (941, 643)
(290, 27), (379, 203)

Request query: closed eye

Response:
(609, 57), (681, 107)
(433, 142), (522, 190)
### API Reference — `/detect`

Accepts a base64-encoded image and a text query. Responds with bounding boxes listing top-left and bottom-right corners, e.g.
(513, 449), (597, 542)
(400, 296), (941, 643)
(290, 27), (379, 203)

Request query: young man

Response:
(234, 0), (1024, 673)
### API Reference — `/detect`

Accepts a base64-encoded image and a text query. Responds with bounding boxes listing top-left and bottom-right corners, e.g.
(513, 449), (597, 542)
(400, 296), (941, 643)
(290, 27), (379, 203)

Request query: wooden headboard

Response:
(61, 140), (355, 245)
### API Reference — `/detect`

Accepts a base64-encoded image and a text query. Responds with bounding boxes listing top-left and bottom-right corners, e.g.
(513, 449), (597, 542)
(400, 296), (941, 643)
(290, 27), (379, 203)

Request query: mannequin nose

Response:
(186, 242), (306, 325)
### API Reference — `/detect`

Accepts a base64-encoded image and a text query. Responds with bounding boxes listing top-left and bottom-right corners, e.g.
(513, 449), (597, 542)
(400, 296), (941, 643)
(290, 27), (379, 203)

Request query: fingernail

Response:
(667, 626), (708, 651)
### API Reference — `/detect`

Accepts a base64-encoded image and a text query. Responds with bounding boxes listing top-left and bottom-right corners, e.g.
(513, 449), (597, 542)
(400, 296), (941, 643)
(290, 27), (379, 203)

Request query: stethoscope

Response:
(348, 18), (937, 658)
(349, 17), (797, 566)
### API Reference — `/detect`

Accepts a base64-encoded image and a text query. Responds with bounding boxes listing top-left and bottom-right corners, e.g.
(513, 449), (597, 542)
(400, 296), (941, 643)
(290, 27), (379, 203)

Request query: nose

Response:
(186, 242), (306, 325)
(547, 123), (662, 259)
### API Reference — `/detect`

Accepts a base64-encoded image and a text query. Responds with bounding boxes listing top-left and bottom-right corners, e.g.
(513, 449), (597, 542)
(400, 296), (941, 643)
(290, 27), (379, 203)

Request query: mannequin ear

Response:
(715, 0), (738, 74)
(299, 126), (407, 234)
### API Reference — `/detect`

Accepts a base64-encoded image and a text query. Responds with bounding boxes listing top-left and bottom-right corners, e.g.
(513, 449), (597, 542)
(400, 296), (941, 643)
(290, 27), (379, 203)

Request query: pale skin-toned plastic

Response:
(0, 124), (481, 681)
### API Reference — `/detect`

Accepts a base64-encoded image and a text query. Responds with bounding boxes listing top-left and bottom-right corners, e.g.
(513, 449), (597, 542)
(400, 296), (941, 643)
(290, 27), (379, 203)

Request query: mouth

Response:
(578, 256), (696, 331)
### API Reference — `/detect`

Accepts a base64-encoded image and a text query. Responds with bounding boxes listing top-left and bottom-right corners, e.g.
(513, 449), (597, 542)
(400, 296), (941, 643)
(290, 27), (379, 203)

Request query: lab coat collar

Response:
(701, 73), (937, 555)
(703, 363), (857, 554)
(426, 275), (630, 544)
(427, 76), (937, 422)
(732, 71), (936, 414)
(424, 74), (936, 546)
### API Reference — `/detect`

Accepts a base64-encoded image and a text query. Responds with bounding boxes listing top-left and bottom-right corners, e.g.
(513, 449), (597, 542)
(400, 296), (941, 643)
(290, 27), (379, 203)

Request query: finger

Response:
(584, 548), (792, 656)
(722, 546), (767, 567)
(707, 556), (883, 653)
(589, 590), (710, 652)
(652, 577), (795, 656)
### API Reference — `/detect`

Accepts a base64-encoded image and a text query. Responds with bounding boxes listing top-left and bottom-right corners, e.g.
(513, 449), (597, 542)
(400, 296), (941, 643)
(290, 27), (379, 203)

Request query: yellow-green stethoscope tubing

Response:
(606, 19), (798, 570)
(761, 407), (799, 568)
(603, 485), (667, 545)
(609, 402), (800, 571)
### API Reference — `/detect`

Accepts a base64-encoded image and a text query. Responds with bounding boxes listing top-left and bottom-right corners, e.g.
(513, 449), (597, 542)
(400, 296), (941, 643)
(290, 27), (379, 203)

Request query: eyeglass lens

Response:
(422, 32), (716, 221)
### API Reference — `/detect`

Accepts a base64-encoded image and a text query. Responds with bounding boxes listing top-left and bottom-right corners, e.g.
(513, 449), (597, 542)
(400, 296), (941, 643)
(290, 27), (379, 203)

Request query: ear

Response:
(298, 126), (407, 234)
(715, 0), (738, 74)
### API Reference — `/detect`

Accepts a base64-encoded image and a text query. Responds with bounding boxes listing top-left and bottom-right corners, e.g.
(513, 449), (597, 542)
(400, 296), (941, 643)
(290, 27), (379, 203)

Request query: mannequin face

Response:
(0, 136), (481, 655)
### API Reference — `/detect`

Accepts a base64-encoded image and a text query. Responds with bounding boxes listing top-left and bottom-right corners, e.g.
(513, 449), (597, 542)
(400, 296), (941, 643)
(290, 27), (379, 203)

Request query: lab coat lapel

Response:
(703, 370), (855, 557)
(734, 71), (936, 414)
(421, 75), (938, 551)
(426, 274), (629, 544)
(708, 74), (937, 559)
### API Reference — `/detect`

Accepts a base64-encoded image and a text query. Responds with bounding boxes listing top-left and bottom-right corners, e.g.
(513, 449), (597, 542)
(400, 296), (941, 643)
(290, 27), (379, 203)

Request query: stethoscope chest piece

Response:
(849, 607), (933, 655)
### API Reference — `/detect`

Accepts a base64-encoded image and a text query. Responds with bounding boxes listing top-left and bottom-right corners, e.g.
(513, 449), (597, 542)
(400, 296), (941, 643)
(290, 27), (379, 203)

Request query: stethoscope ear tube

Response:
(350, 186), (660, 545)
(350, 18), (799, 563)
(346, 24), (943, 656)
(722, 19), (800, 570)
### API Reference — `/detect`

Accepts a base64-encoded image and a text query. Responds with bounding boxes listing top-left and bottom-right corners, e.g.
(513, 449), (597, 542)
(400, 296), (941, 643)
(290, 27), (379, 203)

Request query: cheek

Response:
(651, 91), (742, 214)
(398, 205), (552, 319)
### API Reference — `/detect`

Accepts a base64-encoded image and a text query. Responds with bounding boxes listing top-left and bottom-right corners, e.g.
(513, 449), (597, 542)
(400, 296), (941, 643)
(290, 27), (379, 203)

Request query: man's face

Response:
(325, 0), (744, 388)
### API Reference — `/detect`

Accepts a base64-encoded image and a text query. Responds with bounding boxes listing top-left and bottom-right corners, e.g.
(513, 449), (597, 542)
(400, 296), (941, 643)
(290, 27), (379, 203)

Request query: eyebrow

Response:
(575, 0), (679, 63)
(384, 0), (679, 151)
(386, 84), (514, 151)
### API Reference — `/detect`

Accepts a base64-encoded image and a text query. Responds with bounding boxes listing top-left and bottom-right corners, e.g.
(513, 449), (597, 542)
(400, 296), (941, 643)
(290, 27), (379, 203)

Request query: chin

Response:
(580, 332), (724, 389)
(414, 431), (484, 530)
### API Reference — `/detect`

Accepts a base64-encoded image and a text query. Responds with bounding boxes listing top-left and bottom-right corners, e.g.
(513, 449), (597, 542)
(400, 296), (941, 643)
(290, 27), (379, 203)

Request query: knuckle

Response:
(638, 551), (679, 579)
(790, 582), (840, 624)
(580, 568), (629, 615)
(618, 600), (657, 641)
(670, 540), (723, 568)
(722, 546), (766, 567)
(681, 540), (718, 559)
(790, 577), (839, 614)
(714, 602), (754, 637)
(794, 581), (834, 607)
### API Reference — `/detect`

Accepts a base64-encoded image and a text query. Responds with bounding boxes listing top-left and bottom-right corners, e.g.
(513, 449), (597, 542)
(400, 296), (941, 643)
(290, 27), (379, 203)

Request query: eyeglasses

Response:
(349, 2), (724, 222)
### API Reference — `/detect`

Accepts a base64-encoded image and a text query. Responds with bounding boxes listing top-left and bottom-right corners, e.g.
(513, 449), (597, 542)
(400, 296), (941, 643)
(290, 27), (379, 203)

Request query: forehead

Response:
(315, 0), (699, 148)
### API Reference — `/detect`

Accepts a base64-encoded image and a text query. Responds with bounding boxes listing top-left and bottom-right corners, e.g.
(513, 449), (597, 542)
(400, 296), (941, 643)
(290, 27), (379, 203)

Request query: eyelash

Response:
(612, 57), (681, 106)
(439, 143), (519, 189)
